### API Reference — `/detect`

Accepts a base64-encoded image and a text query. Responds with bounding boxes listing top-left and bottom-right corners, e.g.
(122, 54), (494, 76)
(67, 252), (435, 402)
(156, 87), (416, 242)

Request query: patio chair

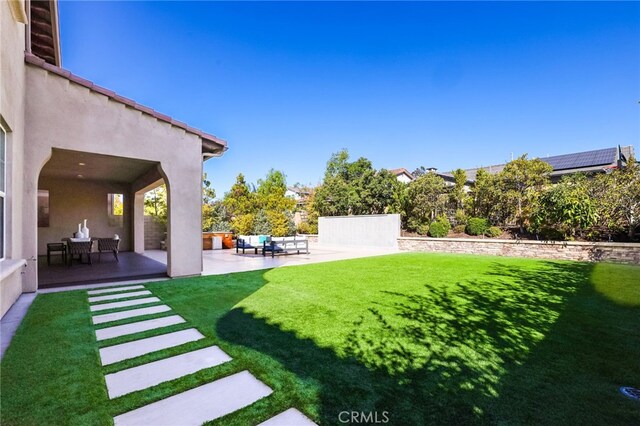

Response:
(47, 243), (67, 265)
(97, 238), (120, 262)
(67, 240), (93, 266)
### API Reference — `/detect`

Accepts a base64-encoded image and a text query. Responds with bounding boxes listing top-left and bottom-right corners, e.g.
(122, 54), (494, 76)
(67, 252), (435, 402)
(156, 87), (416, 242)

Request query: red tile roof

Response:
(25, 53), (227, 152)
(389, 168), (414, 179)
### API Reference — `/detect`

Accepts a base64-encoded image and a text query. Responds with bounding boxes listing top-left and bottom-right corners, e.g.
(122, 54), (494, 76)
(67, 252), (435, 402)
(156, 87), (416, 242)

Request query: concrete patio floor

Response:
(142, 243), (399, 275)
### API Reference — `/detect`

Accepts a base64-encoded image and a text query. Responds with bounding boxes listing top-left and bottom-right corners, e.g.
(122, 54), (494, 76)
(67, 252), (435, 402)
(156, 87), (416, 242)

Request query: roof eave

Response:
(49, 0), (62, 66)
(25, 52), (228, 154)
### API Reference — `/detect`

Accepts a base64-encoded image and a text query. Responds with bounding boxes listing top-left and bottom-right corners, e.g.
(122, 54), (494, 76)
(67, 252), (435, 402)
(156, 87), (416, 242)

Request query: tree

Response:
(593, 156), (640, 240)
(113, 194), (124, 216)
(223, 174), (256, 234)
(412, 166), (428, 178)
(144, 185), (168, 225)
(298, 187), (319, 234)
(405, 173), (447, 231)
(231, 213), (255, 235)
(201, 173), (231, 231)
(314, 150), (401, 217)
(358, 169), (400, 215)
(449, 168), (468, 211)
(223, 174), (256, 216)
(314, 176), (353, 216)
(498, 155), (552, 233)
(532, 174), (598, 239)
(253, 209), (272, 235)
(256, 169), (295, 212)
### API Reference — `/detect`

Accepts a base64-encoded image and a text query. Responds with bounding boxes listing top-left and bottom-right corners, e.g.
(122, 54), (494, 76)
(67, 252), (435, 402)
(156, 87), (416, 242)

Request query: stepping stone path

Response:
(86, 283), (317, 425)
(90, 297), (161, 312)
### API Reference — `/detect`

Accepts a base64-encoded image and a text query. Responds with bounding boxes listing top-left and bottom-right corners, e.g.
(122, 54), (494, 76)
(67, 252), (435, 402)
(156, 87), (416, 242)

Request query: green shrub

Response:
(297, 222), (318, 235)
(466, 217), (489, 235)
(538, 226), (565, 241)
(454, 209), (468, 226)
(417, 223), (430, 236)
(453, 224), (466, 234)
(484, 226), (502, 238)
(429, 216), (451, 238)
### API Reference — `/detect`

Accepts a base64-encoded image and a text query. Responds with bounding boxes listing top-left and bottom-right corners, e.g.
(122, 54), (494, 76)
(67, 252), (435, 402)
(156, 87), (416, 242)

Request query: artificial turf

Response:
(1, 253), (639, 425)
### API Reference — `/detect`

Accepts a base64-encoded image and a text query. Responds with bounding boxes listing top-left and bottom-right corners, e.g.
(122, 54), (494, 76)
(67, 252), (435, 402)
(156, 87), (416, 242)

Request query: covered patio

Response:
(36, 148), (171, 287)
(22, 55), (227, 291)
(37, 252), (167, 288)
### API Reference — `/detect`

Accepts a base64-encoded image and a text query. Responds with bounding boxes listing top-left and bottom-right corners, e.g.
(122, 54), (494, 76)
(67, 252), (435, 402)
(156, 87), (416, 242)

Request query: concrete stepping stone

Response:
(113, 370), (272, 426)
(100, 328), (204, 365)
(259, 408), (318, 426)
(90, 297), (161, 312)
(88, 290), (152, 303)
(95, 315), (186, 341)
(92, 305), (172, 325)
(87, 285), (145, 295)
(105, 346), (232, 398)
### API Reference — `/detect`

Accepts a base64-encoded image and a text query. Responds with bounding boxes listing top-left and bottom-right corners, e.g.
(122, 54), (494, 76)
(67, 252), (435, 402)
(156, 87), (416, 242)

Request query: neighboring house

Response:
(286, 186), (313, 226)
(389, 168), (415, 184)
(0, 0), (227, 318)
(285, 186), (312, 206)
(438, 146), (635, 185)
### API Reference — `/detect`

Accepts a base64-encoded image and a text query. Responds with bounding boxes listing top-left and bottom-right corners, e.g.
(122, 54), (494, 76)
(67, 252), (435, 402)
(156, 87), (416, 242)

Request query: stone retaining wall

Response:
(398, 237), (640, 264)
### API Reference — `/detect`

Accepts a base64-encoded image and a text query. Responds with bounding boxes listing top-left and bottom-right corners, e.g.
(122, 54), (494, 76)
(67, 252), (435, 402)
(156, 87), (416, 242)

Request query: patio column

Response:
(133, 191), (145, 254)
(162, 160), (203, 278)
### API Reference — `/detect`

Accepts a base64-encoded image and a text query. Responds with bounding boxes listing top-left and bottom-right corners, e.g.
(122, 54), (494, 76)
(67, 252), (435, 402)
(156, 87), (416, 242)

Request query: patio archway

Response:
(36, 149), (168, 287)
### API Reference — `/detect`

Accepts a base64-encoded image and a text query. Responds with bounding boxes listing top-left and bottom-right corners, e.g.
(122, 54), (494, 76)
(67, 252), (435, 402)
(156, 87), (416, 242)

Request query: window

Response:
(0, 126), (5, 259)
(109, 193), (124, 216)
(107, 193), (124, 227)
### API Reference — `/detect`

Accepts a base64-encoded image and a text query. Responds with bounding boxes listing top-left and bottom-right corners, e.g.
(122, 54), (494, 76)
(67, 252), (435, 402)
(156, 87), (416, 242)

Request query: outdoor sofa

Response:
(262, 236), (309, 257)
(236, 235), (309, 257)
(236, 235), (270, 254)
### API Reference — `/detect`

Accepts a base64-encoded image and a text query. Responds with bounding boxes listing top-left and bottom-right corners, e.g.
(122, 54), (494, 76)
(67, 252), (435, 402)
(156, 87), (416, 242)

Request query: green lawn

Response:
(1, 253), (639, 425)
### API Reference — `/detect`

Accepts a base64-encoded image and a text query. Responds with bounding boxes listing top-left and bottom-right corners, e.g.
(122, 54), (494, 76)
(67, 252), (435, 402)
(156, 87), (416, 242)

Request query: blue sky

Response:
(58, 1), (639, 197)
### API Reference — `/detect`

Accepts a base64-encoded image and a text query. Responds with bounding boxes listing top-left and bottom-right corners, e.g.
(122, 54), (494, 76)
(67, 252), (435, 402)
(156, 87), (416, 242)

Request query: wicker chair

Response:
(98, 238), (120, 262)
(67, 240), (93, 266)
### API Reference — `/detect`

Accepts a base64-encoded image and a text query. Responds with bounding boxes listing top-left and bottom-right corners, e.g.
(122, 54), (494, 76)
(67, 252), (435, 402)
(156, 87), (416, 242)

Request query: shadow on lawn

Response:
(217, 261), (611, 424)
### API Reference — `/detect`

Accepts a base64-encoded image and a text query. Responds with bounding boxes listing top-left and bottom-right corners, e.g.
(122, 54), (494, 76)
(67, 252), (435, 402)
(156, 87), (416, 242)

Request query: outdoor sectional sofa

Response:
(236, 235), (309, 257)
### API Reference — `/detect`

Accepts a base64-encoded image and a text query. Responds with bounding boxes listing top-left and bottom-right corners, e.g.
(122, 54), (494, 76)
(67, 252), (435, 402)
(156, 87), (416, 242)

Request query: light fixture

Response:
(78, 162), (86, 166)
(77, 174), (84, 178)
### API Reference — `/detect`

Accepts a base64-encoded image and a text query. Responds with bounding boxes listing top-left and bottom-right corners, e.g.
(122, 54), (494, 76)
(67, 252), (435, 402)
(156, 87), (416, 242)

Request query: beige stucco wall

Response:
(37, 178), (131, 255)
(1, 0), (28, 316)
(23, 65), (205, 290)
(0, 260), (25, 318)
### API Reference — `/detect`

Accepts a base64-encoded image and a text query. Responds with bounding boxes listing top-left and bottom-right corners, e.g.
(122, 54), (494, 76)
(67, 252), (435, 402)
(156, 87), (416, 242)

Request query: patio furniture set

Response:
(236, 235), (309, 258)
(46, 238), (120, 266)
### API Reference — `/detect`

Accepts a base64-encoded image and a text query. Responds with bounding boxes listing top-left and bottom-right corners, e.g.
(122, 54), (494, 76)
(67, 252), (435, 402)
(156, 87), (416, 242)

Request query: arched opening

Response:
(37, 148), (168, 288)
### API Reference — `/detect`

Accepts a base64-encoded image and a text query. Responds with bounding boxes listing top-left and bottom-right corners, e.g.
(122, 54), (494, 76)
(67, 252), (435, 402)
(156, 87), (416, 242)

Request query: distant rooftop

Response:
(389, 168), (415, 179)
(439, 145), (635, 182)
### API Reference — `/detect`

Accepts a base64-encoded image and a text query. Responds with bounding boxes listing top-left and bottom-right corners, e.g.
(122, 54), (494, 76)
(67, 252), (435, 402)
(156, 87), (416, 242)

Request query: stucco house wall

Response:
(37, 178), (131, 255)
(0, 0), (27, 317)
(1, 0), (226, 319)
(22, 64), (205, 290)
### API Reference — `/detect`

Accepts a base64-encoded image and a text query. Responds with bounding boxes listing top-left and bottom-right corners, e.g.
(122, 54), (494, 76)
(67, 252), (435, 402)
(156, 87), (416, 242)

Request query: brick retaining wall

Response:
(398, 237), (640, 264)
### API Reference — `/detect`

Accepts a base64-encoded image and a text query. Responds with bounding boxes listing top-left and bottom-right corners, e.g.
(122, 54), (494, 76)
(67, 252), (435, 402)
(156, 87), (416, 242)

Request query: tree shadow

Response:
(217, 260), (639, 424)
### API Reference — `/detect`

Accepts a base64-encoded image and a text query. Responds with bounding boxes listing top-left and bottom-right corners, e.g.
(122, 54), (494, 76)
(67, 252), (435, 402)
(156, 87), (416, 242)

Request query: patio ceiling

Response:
(40, 149), (158, 183)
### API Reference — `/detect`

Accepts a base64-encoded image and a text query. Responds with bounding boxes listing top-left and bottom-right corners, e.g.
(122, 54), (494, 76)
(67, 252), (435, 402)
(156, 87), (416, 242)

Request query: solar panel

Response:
(543, 148), (615, 171)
